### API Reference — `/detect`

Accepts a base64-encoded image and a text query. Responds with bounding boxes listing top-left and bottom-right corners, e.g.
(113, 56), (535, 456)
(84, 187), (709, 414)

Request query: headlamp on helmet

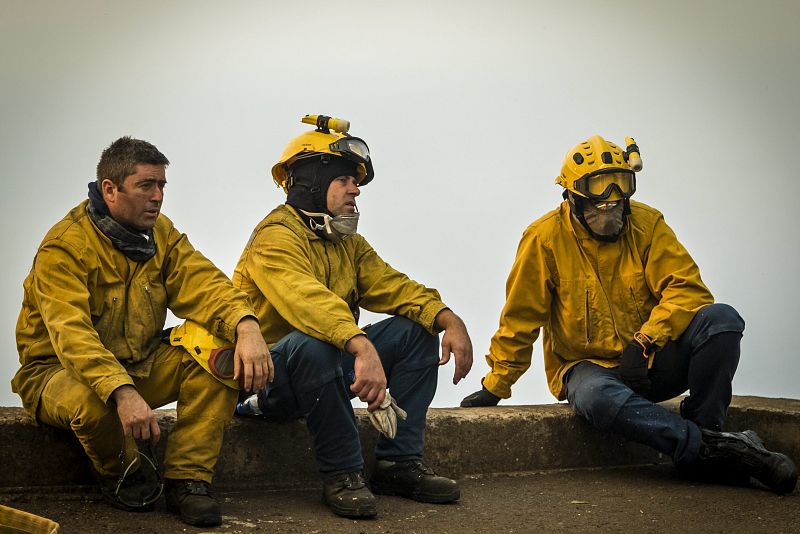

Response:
(272, 115), (374, 193)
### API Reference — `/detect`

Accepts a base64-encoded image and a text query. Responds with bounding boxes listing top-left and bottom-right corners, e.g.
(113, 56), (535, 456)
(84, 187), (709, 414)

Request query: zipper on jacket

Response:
(629, 287), (643, 323)
(584, 289), (591, 344)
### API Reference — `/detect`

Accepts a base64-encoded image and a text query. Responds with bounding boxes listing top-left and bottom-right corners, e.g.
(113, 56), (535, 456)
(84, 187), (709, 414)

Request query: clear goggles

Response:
(329, 136), (370, 164)
(574, 171), (636, 200)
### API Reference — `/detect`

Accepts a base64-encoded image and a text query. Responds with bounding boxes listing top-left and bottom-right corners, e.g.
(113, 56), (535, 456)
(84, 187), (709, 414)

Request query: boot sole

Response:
(370, 481), (460, 504)
(322, 496), (377, 518)
(166, 500), (222, 527)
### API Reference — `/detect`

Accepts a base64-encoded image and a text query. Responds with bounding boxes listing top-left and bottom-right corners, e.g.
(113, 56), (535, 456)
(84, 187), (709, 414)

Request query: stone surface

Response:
(2, 396), (798, 492)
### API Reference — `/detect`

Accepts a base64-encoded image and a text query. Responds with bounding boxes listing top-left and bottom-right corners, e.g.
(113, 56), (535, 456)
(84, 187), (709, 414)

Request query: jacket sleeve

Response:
(161, 226), (256, 344)
(638, 214), (714, 347)
(354, 236), (447, 334)
(31, 241), (134, 403)
(483, 227), (553, 398)
(245, 224), (365, 349)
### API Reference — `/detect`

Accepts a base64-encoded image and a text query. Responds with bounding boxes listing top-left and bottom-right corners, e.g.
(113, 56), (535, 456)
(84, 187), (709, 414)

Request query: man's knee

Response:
(567, 368), (633, 430)
(275, 331), (344, 390)
(696, 303), (745, 335)
(374, 316), (438, 368)
(39, 371), (115, 431)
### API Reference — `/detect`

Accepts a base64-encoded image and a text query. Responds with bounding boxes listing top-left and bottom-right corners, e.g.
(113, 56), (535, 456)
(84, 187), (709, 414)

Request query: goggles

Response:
(329, 137), (370, 164)
(114, 438), (164, 509)
(574, 170), (636, 200)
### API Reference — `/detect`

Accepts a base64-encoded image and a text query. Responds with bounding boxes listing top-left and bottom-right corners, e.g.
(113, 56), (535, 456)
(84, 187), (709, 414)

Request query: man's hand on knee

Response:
(111, 385), (160, 445)
(434, 309), (474, 385)
(234, 317), (273, 392)
(619, 332), (657, 396)
(346, 335), (387, 412)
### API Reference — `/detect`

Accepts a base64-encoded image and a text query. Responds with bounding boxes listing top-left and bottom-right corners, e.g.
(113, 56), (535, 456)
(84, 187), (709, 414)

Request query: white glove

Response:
(368, 390), (407, 439)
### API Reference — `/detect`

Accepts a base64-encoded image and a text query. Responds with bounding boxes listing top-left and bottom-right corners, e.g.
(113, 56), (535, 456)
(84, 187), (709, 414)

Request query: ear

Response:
(100, 179), (117, 202)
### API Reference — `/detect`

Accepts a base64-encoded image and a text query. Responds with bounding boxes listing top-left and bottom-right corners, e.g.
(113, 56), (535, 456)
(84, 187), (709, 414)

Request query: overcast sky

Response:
(2, 1), (798, 409)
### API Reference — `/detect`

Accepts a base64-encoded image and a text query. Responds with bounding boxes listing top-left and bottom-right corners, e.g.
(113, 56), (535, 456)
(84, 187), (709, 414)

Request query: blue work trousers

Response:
(247, 316), (439, 476)
(564, 303), (745, 467)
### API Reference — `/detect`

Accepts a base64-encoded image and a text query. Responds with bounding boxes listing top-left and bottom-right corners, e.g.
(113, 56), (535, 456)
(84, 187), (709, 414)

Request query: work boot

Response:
(321, 471), (377, 518)
(96, 468), (157, 513)
(370, 459), (460, 503)
(460, 387), (500, 407)
(699, 429), (797, 494)
(165, 478), (222, 527)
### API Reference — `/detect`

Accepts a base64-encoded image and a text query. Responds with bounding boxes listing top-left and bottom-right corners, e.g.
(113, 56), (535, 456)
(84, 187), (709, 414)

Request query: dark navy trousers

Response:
(247, 316), (439, 476)
(564, 303), (745, 467)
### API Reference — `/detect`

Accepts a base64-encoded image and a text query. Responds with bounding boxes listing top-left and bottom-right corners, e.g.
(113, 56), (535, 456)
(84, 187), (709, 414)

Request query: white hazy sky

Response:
(1, 1), (798, 409)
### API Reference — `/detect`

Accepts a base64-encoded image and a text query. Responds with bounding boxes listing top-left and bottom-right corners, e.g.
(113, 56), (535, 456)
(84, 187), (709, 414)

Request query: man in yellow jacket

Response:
(461, 135), (796, 494)
(233, 115), (473, 518)
(13, 137), (273, 527)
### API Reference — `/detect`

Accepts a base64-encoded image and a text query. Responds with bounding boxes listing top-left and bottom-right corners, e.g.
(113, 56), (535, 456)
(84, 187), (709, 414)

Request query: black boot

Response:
(165, 479), (222, 527)
(322, 471), (377, 518)
(370, 459), (459, 503)
(460, 387), (500, 407)
(699, 429), (797, 494)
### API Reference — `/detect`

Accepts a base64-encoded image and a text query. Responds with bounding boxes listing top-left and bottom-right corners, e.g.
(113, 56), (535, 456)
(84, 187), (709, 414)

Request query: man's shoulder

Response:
(522, 204), (568, 240)
(39, 200), (95, 253)
(628, 200), (665, 231)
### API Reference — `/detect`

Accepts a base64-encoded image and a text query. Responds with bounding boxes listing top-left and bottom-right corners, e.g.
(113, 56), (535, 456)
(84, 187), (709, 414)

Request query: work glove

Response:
(619, 332), (658, 396)
(460, 387), (501, 407)
(368, 390), (407, 439)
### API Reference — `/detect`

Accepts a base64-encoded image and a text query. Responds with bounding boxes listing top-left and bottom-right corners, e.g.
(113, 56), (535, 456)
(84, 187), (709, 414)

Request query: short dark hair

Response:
(96, 136), (169, 188)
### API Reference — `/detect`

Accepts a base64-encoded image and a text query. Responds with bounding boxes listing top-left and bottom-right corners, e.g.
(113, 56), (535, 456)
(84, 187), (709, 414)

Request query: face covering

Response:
(582, 199), (625, 239)
(300, 210), (360, 242)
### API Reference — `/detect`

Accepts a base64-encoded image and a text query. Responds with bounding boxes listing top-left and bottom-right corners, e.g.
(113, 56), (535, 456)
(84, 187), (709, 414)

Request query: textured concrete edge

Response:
(1, 395), (798, 491)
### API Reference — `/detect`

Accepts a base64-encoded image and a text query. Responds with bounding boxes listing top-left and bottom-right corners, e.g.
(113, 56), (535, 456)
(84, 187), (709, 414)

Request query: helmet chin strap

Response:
(564, 191), (630, 243)
(299, 208), (360, 242)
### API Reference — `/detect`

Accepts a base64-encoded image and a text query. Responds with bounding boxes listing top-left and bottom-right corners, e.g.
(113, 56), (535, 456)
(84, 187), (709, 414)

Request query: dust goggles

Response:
(574, 170), (636, 200)
(329, 136), (370, 164)
(328, 136), (374, 186)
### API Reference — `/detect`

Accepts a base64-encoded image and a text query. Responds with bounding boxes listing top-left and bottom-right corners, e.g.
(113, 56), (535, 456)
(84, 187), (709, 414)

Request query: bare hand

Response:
(234, 318), (273, 392)
(346, 335), (387, 411)
(435, 309), (473, 385)
(111, 385), (160, 445)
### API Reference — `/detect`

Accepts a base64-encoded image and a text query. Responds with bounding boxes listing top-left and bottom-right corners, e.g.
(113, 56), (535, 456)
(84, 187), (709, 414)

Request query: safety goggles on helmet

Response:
(329, 137), (370, 166)
(573, 170), (636, 201)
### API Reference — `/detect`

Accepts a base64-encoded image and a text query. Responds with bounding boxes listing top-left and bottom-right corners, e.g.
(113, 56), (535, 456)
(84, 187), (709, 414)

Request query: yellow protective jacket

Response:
(484, 200), (714, 401)
(232, 204), (447, 347)
(13, 200), (255, 419)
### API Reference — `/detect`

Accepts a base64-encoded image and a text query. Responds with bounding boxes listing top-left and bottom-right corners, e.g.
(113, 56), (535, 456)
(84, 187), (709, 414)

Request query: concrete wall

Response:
(1, 396), (798, 492)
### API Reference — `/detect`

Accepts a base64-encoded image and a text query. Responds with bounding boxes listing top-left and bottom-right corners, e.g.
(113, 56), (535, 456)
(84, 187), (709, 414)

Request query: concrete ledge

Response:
(2, 396), (798, 492)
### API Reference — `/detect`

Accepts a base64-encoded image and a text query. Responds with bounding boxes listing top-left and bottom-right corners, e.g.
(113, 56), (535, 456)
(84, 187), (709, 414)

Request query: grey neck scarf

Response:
(87, 182), (156, 262)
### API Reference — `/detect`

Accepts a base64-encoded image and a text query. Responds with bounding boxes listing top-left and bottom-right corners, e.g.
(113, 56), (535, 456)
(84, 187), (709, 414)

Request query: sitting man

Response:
(13, 137), (273, 527)
(233, 115), (473, 518)
(460, 135), (797, 494)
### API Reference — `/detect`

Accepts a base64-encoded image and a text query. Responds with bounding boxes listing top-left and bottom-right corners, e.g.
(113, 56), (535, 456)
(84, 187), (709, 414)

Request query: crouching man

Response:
(13, 137), (272, 527)
(461, 135), (797, 494)
(233, 116), (473, 518)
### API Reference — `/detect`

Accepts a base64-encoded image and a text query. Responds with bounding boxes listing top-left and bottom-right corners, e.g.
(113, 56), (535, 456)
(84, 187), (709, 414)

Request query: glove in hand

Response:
(619, 332), (657, 396)
(368, 390), (407, 439)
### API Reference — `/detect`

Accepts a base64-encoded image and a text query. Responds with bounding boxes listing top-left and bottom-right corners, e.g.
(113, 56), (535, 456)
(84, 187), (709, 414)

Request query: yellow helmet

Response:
(169, 320), (239, 389)
(271, 115), (374, 193)
(556, 135), (642, 202)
